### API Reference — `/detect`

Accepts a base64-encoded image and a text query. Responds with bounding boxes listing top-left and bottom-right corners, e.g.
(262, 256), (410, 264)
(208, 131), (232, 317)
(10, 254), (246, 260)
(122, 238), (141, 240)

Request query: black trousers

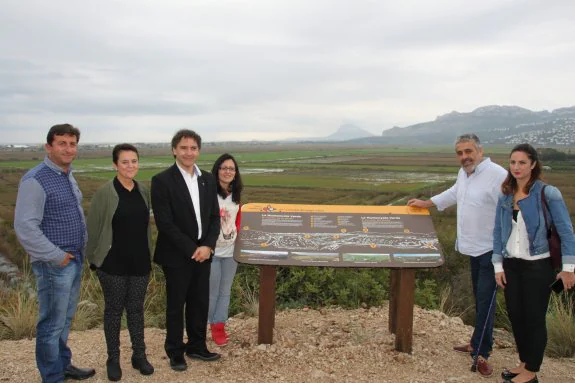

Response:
(96, 270), (150, 359)
(503, 257), (555, 372)
(162, 260), (211, 358)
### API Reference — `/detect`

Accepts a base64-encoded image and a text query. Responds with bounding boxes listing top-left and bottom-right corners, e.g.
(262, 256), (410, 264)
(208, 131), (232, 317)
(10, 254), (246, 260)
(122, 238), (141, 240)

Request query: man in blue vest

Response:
(14, 124), (95, 383)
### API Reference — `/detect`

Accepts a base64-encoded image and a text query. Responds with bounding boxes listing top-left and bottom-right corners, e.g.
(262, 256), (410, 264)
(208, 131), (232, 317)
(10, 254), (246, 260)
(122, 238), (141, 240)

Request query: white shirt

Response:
(506, 210), (550, 260)
(431, 158), (507, 257)
(215, 193), (240, 258)
(176, 163), (202, 240)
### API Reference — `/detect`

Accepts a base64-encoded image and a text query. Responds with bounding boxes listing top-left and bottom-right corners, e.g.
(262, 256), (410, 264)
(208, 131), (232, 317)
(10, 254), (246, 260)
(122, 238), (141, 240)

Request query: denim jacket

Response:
(492, 180), (575, 268)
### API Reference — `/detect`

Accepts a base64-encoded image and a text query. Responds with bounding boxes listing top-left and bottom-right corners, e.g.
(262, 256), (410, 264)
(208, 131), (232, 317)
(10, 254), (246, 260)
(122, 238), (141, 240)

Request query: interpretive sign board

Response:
(234, 203), (443, 268)
(234, 203), (443, 353)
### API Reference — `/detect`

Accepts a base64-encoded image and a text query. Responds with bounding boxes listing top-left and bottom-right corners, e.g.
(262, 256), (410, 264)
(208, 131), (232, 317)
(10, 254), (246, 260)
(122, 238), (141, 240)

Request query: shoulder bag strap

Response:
(541, 185), (550, 233)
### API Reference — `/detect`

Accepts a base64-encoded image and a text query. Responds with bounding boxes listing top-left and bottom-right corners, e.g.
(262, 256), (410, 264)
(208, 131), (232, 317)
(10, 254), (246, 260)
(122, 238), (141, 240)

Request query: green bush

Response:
(414, 279), (440, 309)
(231, 265), (389, 312)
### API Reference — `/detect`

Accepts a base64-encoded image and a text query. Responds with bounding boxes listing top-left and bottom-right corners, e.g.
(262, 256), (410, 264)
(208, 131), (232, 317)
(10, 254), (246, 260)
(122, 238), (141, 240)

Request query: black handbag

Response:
(541, 185), (562, 270)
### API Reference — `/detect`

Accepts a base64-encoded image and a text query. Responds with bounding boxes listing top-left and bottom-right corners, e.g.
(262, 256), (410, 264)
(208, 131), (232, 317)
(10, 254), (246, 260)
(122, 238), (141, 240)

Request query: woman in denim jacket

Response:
(492, 144), (575, 383)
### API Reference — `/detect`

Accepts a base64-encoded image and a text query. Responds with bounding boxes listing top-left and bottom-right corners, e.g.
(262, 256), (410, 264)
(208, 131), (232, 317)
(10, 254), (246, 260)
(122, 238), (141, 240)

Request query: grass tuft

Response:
(238, 277), (259, 317)
(546, 293), (575, 358)
(439, 284), (474, 319)
(0, 287), (38, 340)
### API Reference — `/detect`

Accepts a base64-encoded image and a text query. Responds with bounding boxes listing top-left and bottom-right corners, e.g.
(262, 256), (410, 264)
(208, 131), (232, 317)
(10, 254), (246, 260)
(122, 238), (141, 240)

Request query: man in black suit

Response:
(151, 129), (221, 371)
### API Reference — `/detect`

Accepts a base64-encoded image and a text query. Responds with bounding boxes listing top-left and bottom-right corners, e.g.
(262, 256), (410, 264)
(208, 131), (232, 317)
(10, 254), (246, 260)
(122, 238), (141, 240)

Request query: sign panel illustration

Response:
(234, 204), (444, 268)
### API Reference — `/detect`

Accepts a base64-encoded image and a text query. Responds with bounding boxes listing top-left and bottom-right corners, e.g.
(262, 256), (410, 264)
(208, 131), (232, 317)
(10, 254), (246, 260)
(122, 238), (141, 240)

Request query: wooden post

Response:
(388, 269), (399, 334)
(393, 268), (416, 353)
(258, 265), (277, 344)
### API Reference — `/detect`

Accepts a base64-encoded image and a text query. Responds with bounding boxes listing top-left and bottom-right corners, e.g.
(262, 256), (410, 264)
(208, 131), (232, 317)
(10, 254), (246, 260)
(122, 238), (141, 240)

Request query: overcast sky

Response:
(1, 0), (574, 143)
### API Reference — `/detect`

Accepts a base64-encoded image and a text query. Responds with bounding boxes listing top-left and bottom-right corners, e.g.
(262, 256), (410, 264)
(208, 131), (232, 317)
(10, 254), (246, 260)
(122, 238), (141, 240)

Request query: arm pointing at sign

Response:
(407, 198), (434, 209)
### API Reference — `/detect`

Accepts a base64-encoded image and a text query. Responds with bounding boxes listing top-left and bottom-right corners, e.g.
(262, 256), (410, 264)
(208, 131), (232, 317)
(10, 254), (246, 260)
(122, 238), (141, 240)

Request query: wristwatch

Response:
(209, 247), (215, 256)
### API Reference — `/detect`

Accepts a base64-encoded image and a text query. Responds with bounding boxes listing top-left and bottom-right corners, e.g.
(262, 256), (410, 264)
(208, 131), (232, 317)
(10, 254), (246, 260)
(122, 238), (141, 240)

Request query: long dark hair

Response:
(501, 143), (542, 195)
(211, 153), (243, 204)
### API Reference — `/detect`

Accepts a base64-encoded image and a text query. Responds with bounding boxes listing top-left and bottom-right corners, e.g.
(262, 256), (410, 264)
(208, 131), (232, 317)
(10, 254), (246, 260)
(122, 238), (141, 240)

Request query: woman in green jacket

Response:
(86, 143), (154, 381)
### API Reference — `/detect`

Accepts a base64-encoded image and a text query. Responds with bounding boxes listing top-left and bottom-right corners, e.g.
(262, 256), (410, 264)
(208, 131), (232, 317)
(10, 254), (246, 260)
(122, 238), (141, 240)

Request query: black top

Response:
(100, 177), (151, 276)
(513, 209), (519, 222)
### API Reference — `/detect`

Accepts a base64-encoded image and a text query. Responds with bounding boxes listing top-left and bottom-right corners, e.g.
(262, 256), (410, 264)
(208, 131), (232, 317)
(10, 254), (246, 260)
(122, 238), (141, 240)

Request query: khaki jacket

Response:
(86, 179), (152, 267)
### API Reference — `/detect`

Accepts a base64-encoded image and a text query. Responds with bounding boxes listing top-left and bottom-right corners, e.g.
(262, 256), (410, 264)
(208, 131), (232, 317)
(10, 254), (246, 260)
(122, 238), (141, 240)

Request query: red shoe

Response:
(210, 323), (228, 346)
(221, 323), (230, 340)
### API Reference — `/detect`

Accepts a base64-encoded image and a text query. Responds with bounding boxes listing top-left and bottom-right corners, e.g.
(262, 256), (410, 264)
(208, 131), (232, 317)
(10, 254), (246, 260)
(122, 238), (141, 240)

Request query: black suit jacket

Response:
(151, 164), (220, 267)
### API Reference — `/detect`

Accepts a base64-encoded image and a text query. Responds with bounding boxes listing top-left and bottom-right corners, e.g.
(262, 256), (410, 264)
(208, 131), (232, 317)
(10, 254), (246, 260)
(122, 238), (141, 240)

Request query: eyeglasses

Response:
(219, 166), (236, 172)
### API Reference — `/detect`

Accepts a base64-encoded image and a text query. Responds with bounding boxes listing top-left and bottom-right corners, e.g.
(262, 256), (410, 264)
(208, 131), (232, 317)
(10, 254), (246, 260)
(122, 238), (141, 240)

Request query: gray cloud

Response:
(0, 0), (574, 143)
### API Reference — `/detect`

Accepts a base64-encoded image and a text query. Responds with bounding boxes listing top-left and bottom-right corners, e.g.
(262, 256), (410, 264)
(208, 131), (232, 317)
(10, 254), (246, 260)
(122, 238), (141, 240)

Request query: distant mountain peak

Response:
(470, 105), (533, 116)
(337, 123), (363, 132)
(325, 124), (375, 141)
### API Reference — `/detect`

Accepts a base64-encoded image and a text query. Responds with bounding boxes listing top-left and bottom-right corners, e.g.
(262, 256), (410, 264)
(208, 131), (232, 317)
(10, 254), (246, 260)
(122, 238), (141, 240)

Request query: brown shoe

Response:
(475, 356), (493, 378)
(453, 343), (473, 353)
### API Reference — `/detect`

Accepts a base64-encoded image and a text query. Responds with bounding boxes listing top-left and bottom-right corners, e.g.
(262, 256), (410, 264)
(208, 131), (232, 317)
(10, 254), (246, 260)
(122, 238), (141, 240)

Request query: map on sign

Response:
(234, 203), (444, 268)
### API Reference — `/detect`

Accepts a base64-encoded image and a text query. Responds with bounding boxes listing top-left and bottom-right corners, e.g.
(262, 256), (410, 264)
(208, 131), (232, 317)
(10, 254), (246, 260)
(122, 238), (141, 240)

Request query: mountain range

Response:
(313, 105), (575, 145)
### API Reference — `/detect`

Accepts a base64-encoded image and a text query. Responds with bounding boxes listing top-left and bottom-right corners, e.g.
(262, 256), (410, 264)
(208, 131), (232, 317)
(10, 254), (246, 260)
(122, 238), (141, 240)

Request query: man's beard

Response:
(462, 160), (476, 173)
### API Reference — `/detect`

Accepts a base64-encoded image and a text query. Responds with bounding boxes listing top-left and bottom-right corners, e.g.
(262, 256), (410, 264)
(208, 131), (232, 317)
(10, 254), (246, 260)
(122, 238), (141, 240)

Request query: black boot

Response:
(106, 357), (122, 381)
(131, 356), (154, 376)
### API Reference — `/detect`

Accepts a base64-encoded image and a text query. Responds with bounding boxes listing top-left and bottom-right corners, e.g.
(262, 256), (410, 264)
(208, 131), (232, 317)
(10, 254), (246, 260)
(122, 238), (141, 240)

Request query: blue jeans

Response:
(469, 251), (497, 359)
(32, 258), (82, 383)
(208, 256), (238, 324)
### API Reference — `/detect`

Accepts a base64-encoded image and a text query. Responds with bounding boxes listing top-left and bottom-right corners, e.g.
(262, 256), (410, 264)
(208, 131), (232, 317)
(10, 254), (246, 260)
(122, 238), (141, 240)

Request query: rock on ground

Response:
(1, 304), (574, 382)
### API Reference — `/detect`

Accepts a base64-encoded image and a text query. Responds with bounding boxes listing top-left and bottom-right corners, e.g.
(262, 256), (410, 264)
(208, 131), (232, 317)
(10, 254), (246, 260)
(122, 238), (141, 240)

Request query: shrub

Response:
(415, 278), (440, 309)
(231, 265), (389, 312)
(274, 267), (389, 308)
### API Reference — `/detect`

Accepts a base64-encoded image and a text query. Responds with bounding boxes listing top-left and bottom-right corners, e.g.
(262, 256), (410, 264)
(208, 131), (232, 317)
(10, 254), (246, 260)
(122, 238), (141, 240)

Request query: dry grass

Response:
(238, 277), (259, 317)
(71, 300), (100, 331)
(439, 284), (474, 318)
(71, 266), (103, 331)
(143, 265), (167, 329)
(0, 287), (38, 340)
(546, 293), (575, 358)
(494, 292), (512, 332)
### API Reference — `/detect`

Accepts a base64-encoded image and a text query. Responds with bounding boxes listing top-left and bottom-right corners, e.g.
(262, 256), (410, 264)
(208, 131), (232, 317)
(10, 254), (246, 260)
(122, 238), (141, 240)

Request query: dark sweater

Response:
(100, 178), (151, 276)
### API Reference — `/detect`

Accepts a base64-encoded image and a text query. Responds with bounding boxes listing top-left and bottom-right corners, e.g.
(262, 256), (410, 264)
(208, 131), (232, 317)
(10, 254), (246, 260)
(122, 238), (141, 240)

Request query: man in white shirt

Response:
(407, 133), (507, 378)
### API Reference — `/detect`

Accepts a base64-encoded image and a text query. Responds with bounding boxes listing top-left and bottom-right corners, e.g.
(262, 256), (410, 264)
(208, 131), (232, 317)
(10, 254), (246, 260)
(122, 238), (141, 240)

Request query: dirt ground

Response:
(1, 304), (574, 383)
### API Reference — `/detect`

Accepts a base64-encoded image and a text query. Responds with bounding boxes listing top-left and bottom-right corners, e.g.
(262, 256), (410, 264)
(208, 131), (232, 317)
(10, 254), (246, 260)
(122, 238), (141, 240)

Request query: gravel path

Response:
(1, 305), (574, 382)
